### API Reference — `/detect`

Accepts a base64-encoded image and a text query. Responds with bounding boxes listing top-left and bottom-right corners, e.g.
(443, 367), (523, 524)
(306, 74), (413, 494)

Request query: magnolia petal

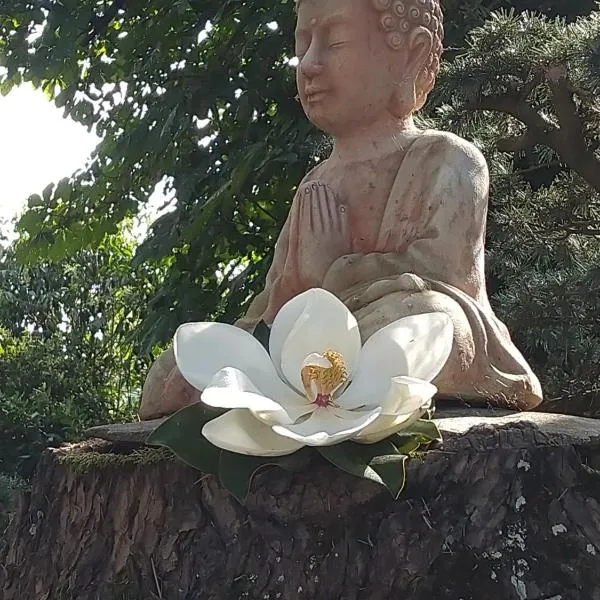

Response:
(202, 409), (304, 456)
(201, 367), (311, 427)
(381, 376), (437, 415)
(338, 313), (453, 410)
(270, 289), (361, 394)
(352, 407), (427, 444)
(352, 377), (434, 443)
(272, 406), (381, 446)
(252, 402), (317, 427)
(268, 291), (306, 381)
(174, 322), (300, 406)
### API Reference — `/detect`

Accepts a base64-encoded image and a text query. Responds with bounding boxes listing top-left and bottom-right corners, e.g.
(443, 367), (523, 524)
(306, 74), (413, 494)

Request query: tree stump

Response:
(2, 408), (600, 600)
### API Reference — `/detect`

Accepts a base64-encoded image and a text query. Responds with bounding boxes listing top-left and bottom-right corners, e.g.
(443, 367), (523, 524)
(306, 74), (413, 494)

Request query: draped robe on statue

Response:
(237, 131), (542, 410)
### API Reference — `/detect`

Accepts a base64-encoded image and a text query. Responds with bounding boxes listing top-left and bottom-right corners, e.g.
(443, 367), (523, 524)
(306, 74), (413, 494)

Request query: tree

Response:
(1, 0), (315, 348)
(0, 231), (160, 475)
(3, 409), (600, 599)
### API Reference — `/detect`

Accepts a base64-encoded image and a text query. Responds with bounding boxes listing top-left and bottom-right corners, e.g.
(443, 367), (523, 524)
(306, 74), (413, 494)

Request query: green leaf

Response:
(318, 440), (408, 499)
(149, 404), (312, 503)
(367, 453), (408, 499)
(391, 419), (442, 456)
(275, 447), (314, 471)
(217, 448), (314, 503)
(26, 194), (44, 209)
(218, 451), (278, 504)
(146, 402), (221, 476)
(393, 436), (421, 455)
(400, 419), (443, 444)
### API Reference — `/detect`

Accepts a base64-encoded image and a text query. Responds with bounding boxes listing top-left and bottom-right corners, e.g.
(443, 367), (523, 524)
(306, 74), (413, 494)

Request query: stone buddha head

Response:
(294, 0), (444, 135)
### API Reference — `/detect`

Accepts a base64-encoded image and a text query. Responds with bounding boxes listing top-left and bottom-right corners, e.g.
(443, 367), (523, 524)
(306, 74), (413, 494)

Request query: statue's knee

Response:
(356, 289), (464, 332)
(346, 272), (428, 310)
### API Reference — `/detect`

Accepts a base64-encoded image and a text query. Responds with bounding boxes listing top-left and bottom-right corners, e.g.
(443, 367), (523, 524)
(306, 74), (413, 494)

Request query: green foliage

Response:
(1, 0), (319, 351)
(0, 232), (159, 475)
(0, 330), (92, 475)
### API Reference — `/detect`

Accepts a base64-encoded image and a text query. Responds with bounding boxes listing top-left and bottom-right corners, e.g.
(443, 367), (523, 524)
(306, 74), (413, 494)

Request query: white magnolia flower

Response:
(174, 288), (453, 456)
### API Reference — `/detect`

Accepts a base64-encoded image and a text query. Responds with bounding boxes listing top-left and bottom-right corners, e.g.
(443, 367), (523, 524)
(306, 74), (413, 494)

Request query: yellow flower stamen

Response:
(300, 350), (348, 407)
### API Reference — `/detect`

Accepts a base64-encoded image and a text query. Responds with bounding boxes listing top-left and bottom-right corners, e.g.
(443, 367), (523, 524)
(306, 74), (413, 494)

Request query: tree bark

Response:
(2, 409), (600, 600)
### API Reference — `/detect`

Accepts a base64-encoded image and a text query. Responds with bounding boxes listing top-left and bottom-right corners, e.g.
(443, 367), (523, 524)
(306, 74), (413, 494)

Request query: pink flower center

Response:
(314, 393), (333, 408)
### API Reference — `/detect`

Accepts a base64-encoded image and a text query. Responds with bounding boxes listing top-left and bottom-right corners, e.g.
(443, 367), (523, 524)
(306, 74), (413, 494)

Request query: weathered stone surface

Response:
(85, 418), (166, 444)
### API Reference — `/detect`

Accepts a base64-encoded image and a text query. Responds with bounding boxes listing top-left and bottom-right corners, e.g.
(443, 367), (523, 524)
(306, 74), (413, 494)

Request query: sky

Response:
(0, 84), (99, 228)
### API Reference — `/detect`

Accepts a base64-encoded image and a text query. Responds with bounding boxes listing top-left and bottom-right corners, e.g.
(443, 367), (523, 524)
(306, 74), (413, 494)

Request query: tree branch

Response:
(544, 66), (600, 194)
(561, 228), (600, 236)
(546, 65), (583, 139)
(468, 94), (556, 141)
(468, 72), (600, 194)
(518, 71), (544, 101)
(497, 130), (539, 153)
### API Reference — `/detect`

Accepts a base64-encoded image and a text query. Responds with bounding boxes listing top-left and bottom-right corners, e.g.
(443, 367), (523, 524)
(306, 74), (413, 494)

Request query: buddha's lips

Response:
(305, 90), (328, 102)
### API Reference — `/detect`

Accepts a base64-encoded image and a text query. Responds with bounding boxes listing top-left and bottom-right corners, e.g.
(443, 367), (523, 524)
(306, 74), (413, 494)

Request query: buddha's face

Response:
(295, 0), (401, 135)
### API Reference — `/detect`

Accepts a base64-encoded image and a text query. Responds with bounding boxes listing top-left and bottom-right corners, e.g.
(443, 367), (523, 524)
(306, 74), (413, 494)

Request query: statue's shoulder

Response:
(298, 158), (329, 186)
(418, 129), (488, 177)
(413, 129), (489, 202)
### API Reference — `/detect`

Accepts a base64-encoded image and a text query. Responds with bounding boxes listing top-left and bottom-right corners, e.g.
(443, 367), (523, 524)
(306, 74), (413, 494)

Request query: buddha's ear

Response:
(406, 26), (433, 79)
(388, 26), (434, 118)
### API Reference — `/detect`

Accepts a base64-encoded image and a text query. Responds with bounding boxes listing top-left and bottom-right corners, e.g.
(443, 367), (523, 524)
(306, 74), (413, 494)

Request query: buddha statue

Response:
(139, 0), (542, 421)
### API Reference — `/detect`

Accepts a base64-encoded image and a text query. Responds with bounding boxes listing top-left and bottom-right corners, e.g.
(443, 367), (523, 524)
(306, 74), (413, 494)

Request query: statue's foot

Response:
(139, 348), (201, 421)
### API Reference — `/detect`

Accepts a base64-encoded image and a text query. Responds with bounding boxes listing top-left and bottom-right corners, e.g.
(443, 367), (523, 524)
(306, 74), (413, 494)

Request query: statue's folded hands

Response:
(279, 180), (351, 293)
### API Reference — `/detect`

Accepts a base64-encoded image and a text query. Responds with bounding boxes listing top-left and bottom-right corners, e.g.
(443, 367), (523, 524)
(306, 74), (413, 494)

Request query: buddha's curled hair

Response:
(371, 0), (444, 101)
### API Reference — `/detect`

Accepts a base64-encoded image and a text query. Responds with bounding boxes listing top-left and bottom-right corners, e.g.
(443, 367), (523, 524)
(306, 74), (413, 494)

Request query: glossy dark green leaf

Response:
(318, 440), (408, 499)
(217, 446), (314, 503)
(218, 451), (279, 504)
(399, 419), (443, 444)
(147, 402), (221, 476)
(392, 436), (422, 455)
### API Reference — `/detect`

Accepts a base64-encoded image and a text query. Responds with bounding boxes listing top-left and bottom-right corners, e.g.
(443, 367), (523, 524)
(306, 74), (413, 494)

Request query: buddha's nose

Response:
(299, 47), (324, 79)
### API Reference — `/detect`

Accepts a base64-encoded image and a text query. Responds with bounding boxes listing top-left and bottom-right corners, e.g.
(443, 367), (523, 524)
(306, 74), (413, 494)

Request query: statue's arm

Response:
(236, 168), (341, 329)
(407, 135), (490, 305)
